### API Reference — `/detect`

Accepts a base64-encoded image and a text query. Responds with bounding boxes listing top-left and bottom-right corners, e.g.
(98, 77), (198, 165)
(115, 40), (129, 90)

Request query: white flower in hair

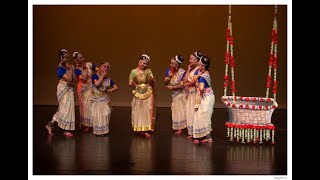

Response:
(61, 49), (68, 53)
(103, 62), (111, 69)
(193, 51), (203, 60)
(141, 54), (150, 60)
(175, 55), (182, 64)
(73, 52), (79, 59)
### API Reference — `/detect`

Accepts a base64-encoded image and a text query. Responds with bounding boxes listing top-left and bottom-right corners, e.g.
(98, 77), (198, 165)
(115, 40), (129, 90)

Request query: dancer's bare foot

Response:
(193, 139), (200, 144)
(83, 126), (89, 132)
(201, 138), (213, 143)
(139, 132), (145, 136)
(144, 132), (151, 138)
(63, 132), (73, 137)
(175, 129), (182, 135)
(46, 125), (53, 135)
(186, 135), (193, 139)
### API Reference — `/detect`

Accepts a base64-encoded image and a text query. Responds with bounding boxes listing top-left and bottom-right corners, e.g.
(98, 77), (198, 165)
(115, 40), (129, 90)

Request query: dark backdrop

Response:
(33, 5), (287, 108)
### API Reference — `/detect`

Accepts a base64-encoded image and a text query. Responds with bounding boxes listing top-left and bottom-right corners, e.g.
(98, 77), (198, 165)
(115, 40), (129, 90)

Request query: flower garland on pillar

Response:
(266, 5), (278, 102)
(223, 5), (237, 102)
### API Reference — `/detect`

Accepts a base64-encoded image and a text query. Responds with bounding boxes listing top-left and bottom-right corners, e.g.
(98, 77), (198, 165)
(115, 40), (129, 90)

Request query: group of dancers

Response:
(45, 49), (215, 144)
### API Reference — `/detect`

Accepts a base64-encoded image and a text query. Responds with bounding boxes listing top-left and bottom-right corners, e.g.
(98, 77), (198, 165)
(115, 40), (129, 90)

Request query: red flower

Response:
(231, 83), (235, 89)
(260, 98), (264, 102)
(225, 54), (229, 64)
(228, 37), (234, 41)
(266, 83), (271, 88)
(224, 75), (228, 80)
(239, 105), (243, 108)
(232, 104), (236, 108)
(253, 98), (256, 102)
(269, 57), (274, 62)
(267, 75), (272, 81)
(274, 56), (278, 61)
(230, 57), (235, 67)
(245, 105), (249, 109)
(240, 96), (243, 101)
(266, 98), (271, 103)
(273, 89), (277, 93)
(272, 36), (278, 44)
(245, 97), (249, 102)
(230, 62), (234, 68)
(269, 53), (274, 58)
(224, 82), (228, 87)
(252, 105), (256, 109)
(227, 103), (230, 106)
(259, 105), (262, 109)
(226, 29), (231, 38)
(268, 125), (275, 130)
(273, 63), (278, 69)
(273, 40), (278, 44)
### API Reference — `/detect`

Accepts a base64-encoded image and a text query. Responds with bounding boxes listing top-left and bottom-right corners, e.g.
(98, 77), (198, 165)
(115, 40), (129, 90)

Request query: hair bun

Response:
(73, 52), (79, 59)
(175, 55), (184, 64)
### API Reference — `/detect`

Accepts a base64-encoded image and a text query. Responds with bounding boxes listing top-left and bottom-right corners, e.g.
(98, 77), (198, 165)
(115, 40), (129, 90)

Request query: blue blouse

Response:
(92, 74), (115, 86)
(57, 67), (66, 79)
(198, 76), (210, 88)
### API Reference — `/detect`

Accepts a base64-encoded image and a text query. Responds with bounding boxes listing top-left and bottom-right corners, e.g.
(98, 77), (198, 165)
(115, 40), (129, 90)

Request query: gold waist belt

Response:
(132, 83), (153, 100)
(92, 90), (106, 96)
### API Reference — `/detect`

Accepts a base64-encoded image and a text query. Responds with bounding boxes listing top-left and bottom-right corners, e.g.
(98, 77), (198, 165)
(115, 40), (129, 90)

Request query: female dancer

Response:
(164, 55), (187, 135)
(46, 49), (76, 137)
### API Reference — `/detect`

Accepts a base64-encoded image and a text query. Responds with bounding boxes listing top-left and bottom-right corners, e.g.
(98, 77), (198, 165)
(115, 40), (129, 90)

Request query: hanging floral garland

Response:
(223, 5), (279, 145)
(223, 5), (236, 100)
(266, 5), (278, 101)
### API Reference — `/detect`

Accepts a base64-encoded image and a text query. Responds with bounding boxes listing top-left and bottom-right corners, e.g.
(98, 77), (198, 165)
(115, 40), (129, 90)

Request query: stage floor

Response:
(33, 106), (287, 175)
